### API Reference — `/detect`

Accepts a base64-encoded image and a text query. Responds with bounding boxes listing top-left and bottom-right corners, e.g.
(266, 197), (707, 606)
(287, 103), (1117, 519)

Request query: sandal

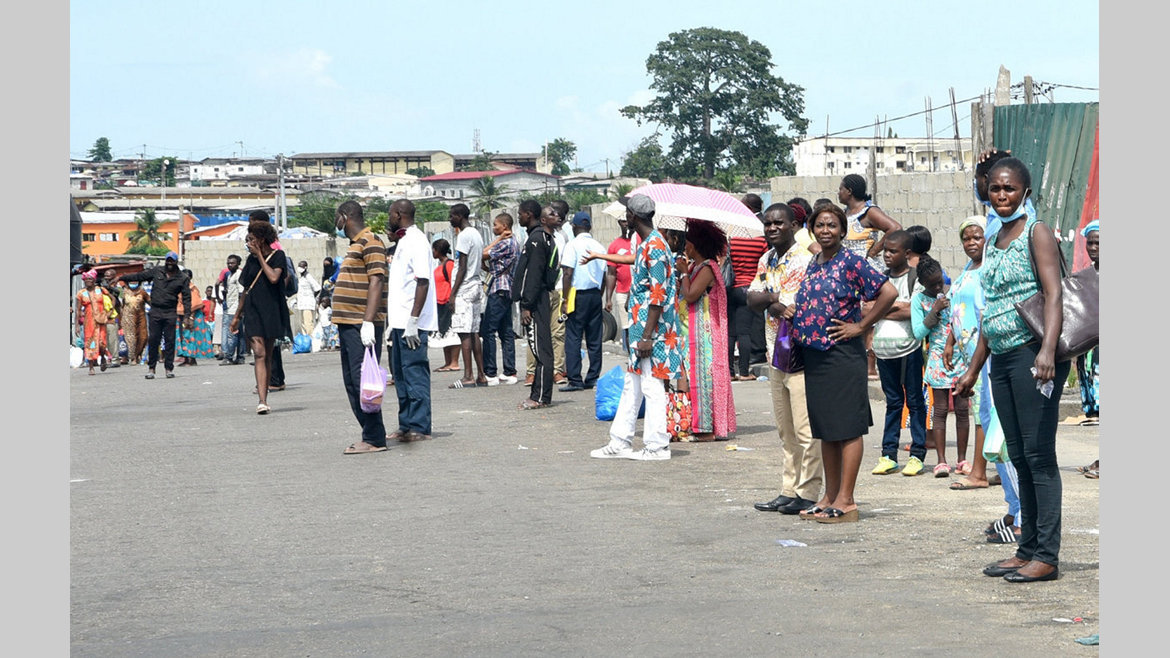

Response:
(933, 463), (951, 478)
(1084, 468), (1099, 479)
(256, 403), (271, 415)
(814, 507), (859, 524)
(799, 505), (826, 520)
(987, 518), (1020, 544)
(518, 399), (548, 410)
(955, 460), (971, 475)
(1075, 460), (1099, 474)
(343, 442), (388, 454)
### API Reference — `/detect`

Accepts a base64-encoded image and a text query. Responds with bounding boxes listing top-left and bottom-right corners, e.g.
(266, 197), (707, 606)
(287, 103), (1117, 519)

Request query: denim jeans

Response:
(990, 342), (1070, 567)
(876, 348), (927, 461)
(390, 327), (432, 435)
(338, 323), (387, 446)
(222, 313), (246, 362)
(480, 290), (516, 378)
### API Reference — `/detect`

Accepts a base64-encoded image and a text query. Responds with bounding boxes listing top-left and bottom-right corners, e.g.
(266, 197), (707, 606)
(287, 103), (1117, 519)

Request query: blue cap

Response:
(571, 211), (592, 228)
(1080, 219), (1099, 237)
(165, 251), (179, 261)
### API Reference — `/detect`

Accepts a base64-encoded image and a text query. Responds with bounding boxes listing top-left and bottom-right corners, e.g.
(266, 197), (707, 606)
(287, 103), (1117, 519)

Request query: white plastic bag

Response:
(359, 346), (387, 413)
(70, 345), (84, 368)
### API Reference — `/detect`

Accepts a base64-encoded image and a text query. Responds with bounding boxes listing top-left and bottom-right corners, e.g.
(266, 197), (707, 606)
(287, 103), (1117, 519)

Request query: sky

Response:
(69, 0), (1099, 172)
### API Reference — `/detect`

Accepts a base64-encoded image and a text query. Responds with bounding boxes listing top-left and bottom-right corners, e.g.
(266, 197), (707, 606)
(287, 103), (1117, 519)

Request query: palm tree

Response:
(609, 182), (635, 200)
(124, 208), (172, 254)
(468, 175), (511, 218)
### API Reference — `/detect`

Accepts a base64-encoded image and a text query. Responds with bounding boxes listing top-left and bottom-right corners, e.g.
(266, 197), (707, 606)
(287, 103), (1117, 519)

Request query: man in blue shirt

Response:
(558, 211), (607, 392)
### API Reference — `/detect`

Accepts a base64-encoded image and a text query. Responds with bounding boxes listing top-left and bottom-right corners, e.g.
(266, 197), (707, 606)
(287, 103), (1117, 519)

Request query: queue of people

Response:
(75, 167), (1097, 583)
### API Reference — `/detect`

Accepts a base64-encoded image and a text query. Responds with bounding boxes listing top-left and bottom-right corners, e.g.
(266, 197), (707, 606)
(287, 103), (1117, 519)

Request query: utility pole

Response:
(949, 87), (965, 171)
(1024, 75), (1034, 105)
(277, 154), (287, 231)
(924, 97), (935, 172)
(824, 115), (829, 176)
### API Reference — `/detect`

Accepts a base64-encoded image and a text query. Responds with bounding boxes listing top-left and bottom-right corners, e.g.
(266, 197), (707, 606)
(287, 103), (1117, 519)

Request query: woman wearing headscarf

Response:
(176, 270), (215, 366)
(1074, 219), (1100, 478)
(955, 157), (1069, 583)
(74, 269), (112, 375)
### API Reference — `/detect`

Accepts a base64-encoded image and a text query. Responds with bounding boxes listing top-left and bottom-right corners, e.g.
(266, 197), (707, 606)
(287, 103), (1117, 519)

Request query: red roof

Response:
(420, 168), (558, 182)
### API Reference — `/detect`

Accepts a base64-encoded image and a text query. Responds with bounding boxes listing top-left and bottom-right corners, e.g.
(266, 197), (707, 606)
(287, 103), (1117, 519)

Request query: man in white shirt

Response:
(387, 199), (439, 441)
(219, 254), (246, 365)
(294, 259), (322, 335)
(447, 203), (487, 388)
(558, 211), (607, 391)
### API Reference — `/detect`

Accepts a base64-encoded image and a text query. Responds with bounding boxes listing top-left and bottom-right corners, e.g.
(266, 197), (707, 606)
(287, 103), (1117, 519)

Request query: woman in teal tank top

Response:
(954, 157), (1070, 584)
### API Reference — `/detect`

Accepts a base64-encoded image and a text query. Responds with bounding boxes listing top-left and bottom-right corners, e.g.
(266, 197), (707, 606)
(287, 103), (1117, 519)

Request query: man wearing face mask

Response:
(293, 259), (322, 336)
(116, 251), (193, 379)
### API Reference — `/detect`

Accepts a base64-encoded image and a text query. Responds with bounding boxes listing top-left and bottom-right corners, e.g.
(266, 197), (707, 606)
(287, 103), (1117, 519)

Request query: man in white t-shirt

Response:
(387, 199), (439, 441)
(293, 260), (322, 335)
(447, 203), (487, 388)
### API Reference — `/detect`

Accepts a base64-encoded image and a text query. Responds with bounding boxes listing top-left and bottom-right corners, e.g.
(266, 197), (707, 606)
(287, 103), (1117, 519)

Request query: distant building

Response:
(453, 152), (550, 174)
(189, 158), (269, 182)
(418, 169), (561, 202)
(793, 136), (974, 178)
(77, 210), (196, 260)
(288, 151), (456, 178)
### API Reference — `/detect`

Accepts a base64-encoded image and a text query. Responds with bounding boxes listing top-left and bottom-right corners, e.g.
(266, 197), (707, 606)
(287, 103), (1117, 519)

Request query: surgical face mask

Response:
(337, 228), (348, 239)
(989, 190), (1031, 224)
(128, 283), (140, 290)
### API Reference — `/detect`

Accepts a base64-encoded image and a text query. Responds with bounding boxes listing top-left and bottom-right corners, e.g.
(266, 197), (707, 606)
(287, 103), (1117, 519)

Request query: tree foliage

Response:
(124, 208), (172, 253)
(619, 136), (668, 182)
(564, 189), (608, 213)
(468, 175), (512, 218)
(290, 192), (351, 233)
(405, 166), (436, 178)
(545, 138), (577, 176)
(609, 182), (636, 200)
(461, 151), (498, 172)
(88, 137), (113, 162)
(620, 27), (808, 180)
(140, 157), (177, 186)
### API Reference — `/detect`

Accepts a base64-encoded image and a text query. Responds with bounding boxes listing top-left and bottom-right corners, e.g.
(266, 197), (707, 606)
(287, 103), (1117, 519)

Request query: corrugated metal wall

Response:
(993, 102), (1099, 261)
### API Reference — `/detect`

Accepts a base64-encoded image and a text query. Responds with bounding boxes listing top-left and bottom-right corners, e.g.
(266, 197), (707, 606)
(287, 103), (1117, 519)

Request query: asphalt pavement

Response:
(70, 342), (1100, 656)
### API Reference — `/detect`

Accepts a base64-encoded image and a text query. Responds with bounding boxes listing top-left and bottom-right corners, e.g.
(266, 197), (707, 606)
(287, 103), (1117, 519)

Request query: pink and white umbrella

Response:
(619, 183), (764, 238)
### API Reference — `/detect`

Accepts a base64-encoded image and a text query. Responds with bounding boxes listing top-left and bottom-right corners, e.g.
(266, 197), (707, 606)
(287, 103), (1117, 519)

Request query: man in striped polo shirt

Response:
(334, 200), (391, 455)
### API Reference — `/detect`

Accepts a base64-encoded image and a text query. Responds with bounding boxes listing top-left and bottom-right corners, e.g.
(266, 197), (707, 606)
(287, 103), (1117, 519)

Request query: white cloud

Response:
(251, 49), (340, 89)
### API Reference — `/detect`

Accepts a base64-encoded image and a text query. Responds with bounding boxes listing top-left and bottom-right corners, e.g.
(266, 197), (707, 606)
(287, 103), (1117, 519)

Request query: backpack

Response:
(282, 253), (299, 297)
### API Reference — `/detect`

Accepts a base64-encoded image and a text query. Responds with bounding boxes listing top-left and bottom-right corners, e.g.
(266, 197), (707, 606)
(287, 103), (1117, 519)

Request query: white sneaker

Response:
(627, 447), (671, 461)
(590, 442), (635, 459)
(485, 376), (500, 386)
(498, 375), (518, 385)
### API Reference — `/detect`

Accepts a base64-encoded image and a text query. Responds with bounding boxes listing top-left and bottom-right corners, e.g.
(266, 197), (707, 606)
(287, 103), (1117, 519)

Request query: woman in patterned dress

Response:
(74, 269), (111, 375)
(678, 219), (736, 441)
(176, 271), (215, 365)
(120, 280), (149, 365)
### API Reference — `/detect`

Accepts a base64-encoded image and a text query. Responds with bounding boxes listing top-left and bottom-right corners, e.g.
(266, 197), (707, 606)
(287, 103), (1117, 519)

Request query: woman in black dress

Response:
(229, 220), (292, 414)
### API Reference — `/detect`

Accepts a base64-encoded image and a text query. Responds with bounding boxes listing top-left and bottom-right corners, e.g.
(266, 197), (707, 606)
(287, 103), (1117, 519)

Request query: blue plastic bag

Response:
(594, 365), (645, 421)
(292, 333), (312, 354)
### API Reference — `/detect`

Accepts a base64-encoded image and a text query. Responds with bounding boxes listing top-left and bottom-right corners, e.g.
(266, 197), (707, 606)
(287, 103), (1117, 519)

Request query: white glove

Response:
(360, 321), (376, 347)
(402, 316), (421, 350)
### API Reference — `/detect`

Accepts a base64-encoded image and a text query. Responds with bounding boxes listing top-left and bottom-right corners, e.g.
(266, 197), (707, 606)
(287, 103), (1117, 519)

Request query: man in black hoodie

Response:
(512, 200), (559, 410)
(116, 251), (193, 379)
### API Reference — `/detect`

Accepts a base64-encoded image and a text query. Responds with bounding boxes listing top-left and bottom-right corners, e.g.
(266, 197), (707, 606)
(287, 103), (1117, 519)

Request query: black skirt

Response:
(803, 336), (872, 441)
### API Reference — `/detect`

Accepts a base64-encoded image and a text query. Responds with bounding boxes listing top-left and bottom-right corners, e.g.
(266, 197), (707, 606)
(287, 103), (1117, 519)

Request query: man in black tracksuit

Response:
(513, 201), (559, 409)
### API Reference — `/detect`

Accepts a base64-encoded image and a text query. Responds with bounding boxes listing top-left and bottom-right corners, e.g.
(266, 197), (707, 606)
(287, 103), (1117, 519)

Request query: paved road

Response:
(70, 344), (1100, 656)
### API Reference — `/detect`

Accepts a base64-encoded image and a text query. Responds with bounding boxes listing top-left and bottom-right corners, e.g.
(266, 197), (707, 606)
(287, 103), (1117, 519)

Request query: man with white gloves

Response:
(333, 200), (391, 454)
(386, 199), (438, 442)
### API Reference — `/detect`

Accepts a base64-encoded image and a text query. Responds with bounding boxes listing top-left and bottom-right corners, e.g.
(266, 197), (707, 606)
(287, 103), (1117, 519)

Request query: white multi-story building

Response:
(189, 158), (269, 181)
(793, 137), (974, 178)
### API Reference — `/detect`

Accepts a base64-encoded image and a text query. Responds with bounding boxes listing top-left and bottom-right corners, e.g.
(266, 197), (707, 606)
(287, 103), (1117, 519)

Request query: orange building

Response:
(78, 210), (198, 260)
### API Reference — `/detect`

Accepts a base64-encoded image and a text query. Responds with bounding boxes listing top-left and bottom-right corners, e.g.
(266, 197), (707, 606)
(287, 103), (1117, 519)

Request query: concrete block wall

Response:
(180, 236), (349, 293)
(770, 172), (981, 277)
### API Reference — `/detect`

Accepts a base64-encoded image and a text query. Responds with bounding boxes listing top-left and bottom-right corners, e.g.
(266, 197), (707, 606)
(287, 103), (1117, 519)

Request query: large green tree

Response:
(140, 157), (177, 186)
(620, 27), (808, 180)
(88, 137), (113, 162)
(124, 209), (172, 254)
(619, 136), (667, 183)
(468, 175), (512, 218)
(545, 138), (577, 176)
(290, 192), (351, 233)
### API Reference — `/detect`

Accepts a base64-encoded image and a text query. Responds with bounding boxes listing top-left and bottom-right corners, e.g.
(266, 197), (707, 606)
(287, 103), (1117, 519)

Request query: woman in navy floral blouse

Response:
(792, 204), (897, 523)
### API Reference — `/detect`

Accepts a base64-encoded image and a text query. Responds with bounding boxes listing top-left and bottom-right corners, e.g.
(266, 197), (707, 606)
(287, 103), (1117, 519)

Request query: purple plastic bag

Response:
(771, 317), (804, 374)
(359, 346), (387, 413)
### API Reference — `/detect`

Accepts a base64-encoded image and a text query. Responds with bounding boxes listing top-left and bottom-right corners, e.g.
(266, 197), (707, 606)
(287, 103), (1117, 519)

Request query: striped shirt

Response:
(332, 227), (388, 325)
(728, 237), (768, 288)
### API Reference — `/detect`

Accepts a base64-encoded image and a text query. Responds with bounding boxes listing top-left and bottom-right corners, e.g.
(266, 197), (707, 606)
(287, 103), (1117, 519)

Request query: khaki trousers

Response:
(769, 366), (823, 501)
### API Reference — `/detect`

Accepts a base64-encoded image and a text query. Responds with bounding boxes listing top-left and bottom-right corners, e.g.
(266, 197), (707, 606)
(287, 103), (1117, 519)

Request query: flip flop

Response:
(518, 399), (548, 410)
(434, 366), (460, 372)
(449, 379), (478, 389)
(1079, 418), (1099, 426)
(950, 479), (989, 490)
(344, 442), (388, 454)
(814, 507), (859, 524)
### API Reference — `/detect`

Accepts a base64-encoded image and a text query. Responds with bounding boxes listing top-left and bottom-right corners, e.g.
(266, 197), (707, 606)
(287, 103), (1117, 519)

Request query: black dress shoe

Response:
(754, 494), (795, 512)
(1004, 567), (1059, 583)
(982, 561), (1023, 577)
(779, 497), (817, 515)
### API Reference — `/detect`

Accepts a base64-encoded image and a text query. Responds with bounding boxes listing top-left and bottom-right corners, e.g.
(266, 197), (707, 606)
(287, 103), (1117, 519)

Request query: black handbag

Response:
(1013, 223), (1099, 363)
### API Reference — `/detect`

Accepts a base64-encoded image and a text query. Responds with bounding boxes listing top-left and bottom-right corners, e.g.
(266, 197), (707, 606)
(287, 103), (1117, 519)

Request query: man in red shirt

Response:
(726, 193), (769, 380)
(604, 215), (635, 350)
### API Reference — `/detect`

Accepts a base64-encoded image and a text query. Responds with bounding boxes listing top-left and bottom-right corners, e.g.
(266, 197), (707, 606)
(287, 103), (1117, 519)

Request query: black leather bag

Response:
(1013, 223), (1099, 363)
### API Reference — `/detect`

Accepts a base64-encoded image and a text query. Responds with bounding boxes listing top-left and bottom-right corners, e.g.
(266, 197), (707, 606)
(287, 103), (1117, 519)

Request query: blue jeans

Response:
(480, 291), (516, 378)
(877, 348), (927, 461)
(390, 328), (432, 435)
(338, 323), (387, 446)
(222, 313), (246, 362)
